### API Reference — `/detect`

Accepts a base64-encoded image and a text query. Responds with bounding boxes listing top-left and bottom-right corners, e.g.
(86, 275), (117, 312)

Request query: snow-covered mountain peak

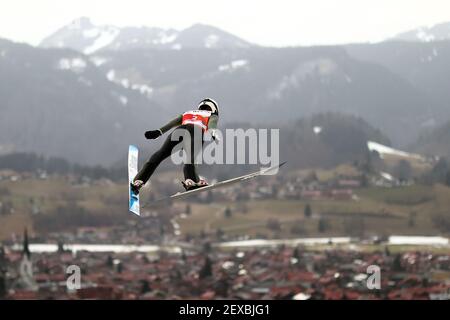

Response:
(390, 21), (450, 42)
(39, 19), (252, 54)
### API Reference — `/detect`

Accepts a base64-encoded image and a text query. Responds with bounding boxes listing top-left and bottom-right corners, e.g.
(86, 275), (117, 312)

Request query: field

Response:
(1, 171), (450, 241)
(0, 176), (126, 239)
(176, 184), (450, 238)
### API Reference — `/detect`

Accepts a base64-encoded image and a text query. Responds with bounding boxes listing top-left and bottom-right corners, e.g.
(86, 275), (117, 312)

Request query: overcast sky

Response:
(1, 0), (449, 47)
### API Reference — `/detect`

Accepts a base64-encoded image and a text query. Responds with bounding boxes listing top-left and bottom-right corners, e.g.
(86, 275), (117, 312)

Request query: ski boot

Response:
(130, 179), (144, 195)
(182, 178), (208, 191)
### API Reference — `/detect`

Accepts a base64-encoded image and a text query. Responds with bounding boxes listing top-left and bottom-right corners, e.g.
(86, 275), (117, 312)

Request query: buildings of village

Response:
(0, 167), (448, 300)
(1, 231), (449, 300)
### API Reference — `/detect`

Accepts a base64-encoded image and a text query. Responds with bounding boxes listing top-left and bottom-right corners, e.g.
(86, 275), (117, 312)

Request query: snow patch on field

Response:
(268, 58), (338, 100)
(345, 74), (353, 83)
(119, 95), (128, 106)
(205, 34), (219, 48)
(107, 70), (130, 89)
(90, 56), (108, 66)
(367, 141), (423, 160)
(106, 69), (153, 98)
(313, 126), (322, 135)
(159, 32), (177, 44)
(10, 244), (181, 254)
(293, 293), (311, 300)
(83, 28), (100, 38)
(432, 47), (438, 57)
(84, 27), (119, 54)
(389, 236), (449, 245)
(78, 77), (92, 86)
(380, 172), (394, 181)
(218, 59), (248, 72)
(218, 237), (351, 248)
(416, 28), (435, 42)
(57, 57), (87, 73)
(120, 78), (130, 89)
(171, 43), (182, 50)
(131, 84), (153, 97)
(151, 32), (177, 45)
(106, 69), (116, 81)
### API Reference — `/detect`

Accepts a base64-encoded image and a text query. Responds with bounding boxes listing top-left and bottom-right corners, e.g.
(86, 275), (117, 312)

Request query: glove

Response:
(144, 129), (162, 140)
(210, 129), (220, 142)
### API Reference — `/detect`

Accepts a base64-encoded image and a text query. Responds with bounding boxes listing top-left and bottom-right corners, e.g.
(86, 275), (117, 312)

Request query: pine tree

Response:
(224, 207), (232, 219)
(304, 204), (312, 218)
(318, 217), (328, 233)
(393, 254), (404, 272)
(0, 246), (5, 298)
(140, 280), (151, 294)
(57, 240), (65, 253)
(216, 228), (224, 240)
(292, 247), (301, 260)
(360, 173), (369, 188)
(408, 212), (416, 228)
(116, 261), (123, 274)
(0, 273), (5, 299)
(203, 241), (211, 253)
(394, 160), (412, 183)
(446, 171), (450, 187)
(106, 255), (114, 268)
(199, 256), (213, 279)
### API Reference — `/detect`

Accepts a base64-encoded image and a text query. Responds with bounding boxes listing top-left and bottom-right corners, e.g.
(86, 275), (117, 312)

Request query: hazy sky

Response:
(1, 0), (450, 47)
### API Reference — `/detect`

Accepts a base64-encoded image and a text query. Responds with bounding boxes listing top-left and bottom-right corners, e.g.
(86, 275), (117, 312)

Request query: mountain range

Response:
(0, 38), (166, 165)
(40, 17), (252, 54)
(391, 21), (450, 42)
(1, 18), (450, 167)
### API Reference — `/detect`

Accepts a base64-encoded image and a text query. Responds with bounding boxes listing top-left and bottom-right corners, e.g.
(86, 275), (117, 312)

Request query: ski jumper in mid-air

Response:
(130, 98), (219, 195)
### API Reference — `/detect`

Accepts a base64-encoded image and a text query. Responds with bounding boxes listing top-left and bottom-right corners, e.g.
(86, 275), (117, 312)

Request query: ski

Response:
(128, 145), (140, 216)
(142, 162), (286, 207)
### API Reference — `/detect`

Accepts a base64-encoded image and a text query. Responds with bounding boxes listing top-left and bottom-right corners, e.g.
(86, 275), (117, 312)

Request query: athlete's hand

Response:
(210, 129), (220, 142)
(144, 129), (162, 140)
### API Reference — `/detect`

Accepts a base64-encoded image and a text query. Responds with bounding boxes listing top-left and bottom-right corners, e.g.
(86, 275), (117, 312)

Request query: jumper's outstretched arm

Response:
(144, 115), (183, 140)
(159, 115), (183, 134)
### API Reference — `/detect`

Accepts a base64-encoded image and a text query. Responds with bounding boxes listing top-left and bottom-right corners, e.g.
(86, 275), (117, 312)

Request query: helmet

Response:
(198, 98), (219, 115)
